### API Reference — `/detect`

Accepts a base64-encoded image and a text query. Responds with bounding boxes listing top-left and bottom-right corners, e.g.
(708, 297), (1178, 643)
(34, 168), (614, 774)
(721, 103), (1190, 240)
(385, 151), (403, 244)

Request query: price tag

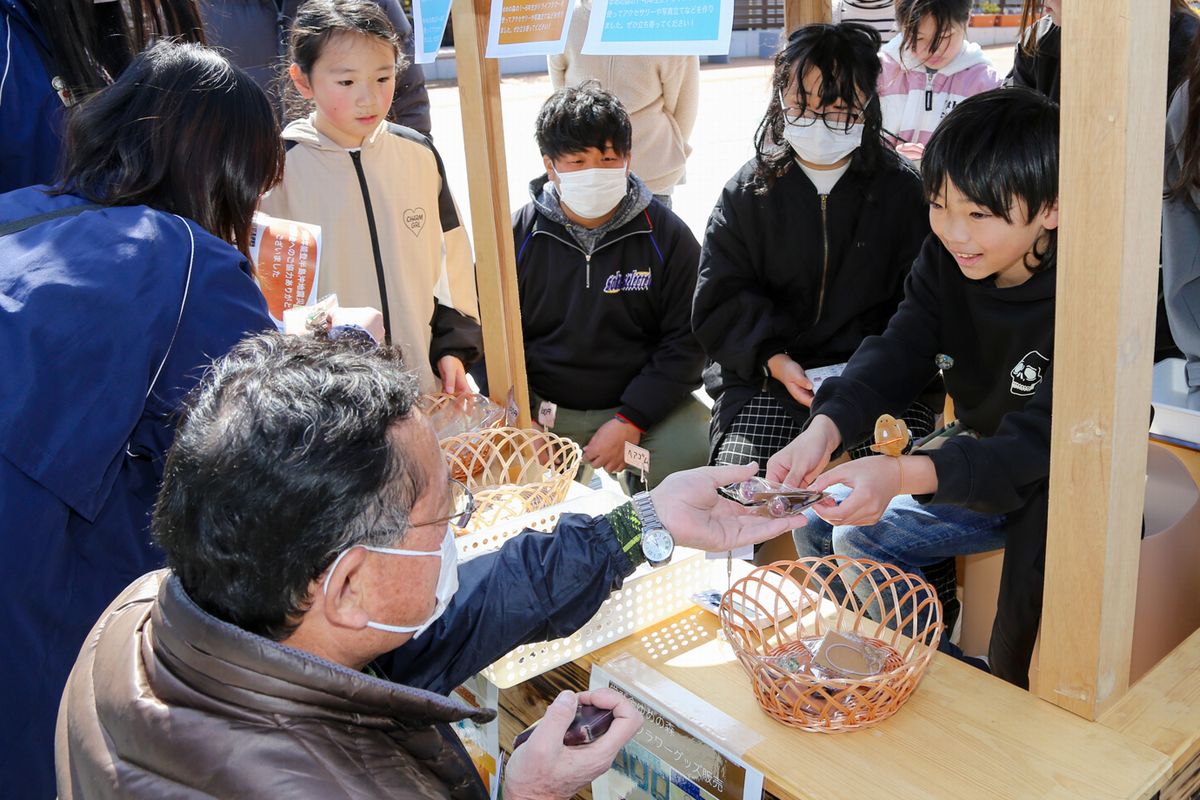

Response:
(623, 441), (650, 474)
(537, 400), (557, 429)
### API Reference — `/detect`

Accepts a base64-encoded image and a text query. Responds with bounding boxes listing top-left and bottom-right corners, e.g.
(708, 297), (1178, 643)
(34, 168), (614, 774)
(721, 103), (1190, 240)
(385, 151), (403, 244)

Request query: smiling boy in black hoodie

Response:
(513, 83), (708, 490)
(771, 88), (1060, 688)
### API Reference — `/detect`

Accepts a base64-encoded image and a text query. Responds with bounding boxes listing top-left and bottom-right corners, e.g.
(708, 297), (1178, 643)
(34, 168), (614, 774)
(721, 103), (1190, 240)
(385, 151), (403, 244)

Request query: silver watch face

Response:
(642, 527), (674, 564)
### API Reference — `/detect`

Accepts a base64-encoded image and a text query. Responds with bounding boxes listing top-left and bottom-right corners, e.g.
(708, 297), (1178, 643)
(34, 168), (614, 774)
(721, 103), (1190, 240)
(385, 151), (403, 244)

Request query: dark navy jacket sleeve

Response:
(377, 513), (636, 695)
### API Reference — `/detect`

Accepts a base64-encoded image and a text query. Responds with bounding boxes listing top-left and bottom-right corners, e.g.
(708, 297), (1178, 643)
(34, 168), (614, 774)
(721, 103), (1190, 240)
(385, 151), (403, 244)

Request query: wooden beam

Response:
(1037, 0), (1169, 719)
(450, 0), (532, 427)
(784, 0), (831, 34)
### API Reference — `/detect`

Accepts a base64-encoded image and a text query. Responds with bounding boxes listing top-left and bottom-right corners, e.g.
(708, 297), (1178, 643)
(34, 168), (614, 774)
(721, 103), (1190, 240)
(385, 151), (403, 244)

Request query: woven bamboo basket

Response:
(720, 557), (943, 733)
(438, 426), (582, 532)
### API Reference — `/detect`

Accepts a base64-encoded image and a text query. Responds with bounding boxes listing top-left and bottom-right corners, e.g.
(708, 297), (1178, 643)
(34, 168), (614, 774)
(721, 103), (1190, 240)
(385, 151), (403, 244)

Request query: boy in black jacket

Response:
(513, 83), (708, 490)
(770, 88), (1060, 688)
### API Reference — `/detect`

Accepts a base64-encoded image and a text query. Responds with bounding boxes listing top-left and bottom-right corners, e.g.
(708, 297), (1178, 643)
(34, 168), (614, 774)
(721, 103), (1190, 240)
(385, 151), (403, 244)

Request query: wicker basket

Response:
(438, 426), (582, 532)
(720, 557), (943, 733)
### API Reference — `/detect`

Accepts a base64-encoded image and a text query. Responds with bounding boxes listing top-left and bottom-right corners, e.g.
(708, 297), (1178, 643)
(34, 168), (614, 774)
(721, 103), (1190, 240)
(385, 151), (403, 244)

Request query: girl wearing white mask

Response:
(695, 22), (937, 483)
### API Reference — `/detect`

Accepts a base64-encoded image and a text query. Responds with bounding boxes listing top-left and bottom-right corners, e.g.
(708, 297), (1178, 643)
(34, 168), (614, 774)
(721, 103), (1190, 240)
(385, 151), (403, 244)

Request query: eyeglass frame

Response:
(411, 478), (475, 530)
(777, 90), (864, 133)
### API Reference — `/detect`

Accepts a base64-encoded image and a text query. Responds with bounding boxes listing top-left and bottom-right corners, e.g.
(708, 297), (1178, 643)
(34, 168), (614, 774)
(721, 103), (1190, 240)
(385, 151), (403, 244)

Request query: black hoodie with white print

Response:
(812, 232), (1056, 687)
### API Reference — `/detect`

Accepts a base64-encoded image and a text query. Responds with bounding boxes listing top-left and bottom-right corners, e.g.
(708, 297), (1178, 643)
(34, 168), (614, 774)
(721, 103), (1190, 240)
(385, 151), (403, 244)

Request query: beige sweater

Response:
(547, 1), (699, 195)
(260, 116), (478, 393)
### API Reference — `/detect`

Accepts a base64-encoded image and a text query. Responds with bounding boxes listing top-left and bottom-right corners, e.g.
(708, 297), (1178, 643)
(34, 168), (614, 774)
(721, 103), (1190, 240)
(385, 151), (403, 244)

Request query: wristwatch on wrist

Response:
(632, 491), (674, 567)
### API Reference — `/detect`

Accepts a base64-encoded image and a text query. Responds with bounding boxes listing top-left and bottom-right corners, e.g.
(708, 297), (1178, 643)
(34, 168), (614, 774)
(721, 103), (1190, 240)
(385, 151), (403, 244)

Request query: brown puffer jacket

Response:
(56, 571), (492, 799)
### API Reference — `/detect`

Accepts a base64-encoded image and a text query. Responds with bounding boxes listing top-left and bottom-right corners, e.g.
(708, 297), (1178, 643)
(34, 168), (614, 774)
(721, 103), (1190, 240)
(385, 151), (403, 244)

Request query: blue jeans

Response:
(793, 486), (1005, 629)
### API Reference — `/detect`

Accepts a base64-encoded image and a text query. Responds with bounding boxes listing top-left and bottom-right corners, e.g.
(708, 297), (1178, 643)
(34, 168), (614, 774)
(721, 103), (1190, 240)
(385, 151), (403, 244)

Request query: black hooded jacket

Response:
(812, 234), (1057, 687)
(693, 156), (929, 447)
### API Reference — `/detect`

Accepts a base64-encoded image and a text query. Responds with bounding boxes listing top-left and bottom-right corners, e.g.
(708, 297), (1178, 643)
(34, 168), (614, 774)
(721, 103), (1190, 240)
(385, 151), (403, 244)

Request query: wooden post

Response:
(1037, 0), (1169, 719)
(783, 0), (831, 34)
(450, 0), (532, 427)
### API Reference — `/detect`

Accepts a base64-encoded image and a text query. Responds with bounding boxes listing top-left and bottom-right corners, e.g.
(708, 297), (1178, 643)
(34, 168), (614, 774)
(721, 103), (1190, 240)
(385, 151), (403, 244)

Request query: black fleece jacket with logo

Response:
(813, 233), (1057, 687)
(512, 177), (705, 430)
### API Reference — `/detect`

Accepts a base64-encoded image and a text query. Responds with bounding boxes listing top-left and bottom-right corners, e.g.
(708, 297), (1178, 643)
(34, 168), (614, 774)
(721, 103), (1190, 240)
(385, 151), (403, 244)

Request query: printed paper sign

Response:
(581, 0), (733, 56)
(451, 675), (501, 799)
(590, 666), (765, 800)
(413, 0), (452, 63)
(249, 212), (321, 326)
(485, 0), (575, 58)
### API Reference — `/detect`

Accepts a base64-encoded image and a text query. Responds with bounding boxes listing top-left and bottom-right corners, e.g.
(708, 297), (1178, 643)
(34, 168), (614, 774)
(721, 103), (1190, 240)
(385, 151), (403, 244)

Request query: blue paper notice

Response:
(581, 0), (732, 55)
(414, 0), (452, 63)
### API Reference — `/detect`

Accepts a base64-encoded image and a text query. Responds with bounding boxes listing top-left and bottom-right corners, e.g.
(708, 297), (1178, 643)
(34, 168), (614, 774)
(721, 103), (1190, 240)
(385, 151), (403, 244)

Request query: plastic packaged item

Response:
(418, 392), (506, 441)
(718, 477), (826, 517)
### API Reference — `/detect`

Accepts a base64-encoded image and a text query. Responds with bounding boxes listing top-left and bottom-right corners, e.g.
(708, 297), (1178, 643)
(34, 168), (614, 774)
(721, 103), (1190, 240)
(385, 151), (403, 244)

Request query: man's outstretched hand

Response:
(649, 462), (807, 552)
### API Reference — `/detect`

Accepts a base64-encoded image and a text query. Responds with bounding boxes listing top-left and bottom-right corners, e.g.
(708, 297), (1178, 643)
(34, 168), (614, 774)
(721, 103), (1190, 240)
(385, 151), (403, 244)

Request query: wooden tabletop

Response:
(585, 609), (1172, 800)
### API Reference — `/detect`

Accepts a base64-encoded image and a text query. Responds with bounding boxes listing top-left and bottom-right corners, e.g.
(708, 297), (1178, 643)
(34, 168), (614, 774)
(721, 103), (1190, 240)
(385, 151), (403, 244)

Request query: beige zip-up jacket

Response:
(547, 0), (699, 196)
(260, 116), (480, 392)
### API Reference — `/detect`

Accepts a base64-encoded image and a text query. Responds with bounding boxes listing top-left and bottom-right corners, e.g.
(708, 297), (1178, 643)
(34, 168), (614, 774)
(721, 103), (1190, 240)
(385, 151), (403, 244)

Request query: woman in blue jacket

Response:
(0, 42), (282, 796)
(0, 0), (205, 193)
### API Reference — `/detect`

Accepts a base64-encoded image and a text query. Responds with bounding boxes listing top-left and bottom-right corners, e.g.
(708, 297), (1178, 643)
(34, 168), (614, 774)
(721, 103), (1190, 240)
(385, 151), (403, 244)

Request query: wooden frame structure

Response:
(449, 0), (1200, 790)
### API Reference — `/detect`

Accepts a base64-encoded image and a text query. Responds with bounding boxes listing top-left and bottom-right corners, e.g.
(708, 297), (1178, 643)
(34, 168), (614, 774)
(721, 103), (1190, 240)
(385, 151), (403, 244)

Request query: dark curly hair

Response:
(154, 333), (424, 641)
(751, 22), (899, 191)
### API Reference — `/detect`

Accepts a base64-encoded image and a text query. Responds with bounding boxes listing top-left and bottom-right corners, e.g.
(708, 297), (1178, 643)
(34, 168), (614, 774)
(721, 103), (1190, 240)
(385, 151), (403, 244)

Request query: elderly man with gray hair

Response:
(56, 333), (800, 798)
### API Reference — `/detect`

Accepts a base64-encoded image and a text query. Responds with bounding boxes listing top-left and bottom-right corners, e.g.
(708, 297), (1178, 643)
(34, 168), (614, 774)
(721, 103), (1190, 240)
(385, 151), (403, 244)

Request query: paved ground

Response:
(426, 44), (1017, 243)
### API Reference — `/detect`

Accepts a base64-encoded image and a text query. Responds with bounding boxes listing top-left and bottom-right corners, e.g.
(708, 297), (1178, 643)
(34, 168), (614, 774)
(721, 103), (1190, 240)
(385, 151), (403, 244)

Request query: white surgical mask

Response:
(782, 121), (865, 167)
(322, 524), (459, 639)
(551, 163), (628, 219)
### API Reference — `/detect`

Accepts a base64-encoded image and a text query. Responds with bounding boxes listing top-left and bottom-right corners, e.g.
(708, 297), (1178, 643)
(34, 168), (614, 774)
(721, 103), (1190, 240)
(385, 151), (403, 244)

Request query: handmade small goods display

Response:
(870, 413), (911, 457)
(720, 557), (943, 733)
(437, 426), (582, 533)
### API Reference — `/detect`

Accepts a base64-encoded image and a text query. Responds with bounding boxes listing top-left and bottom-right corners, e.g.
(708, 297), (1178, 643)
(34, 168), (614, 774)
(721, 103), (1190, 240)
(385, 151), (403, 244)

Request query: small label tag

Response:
(623, 441), (650, 473)
(537, 401), (557, 429)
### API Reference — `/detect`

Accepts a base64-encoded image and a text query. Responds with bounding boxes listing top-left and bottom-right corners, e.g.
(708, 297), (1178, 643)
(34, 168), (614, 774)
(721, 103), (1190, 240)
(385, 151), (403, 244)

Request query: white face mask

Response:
(322, 524), (459, 639)
(551, 163), (628, 219)
(782, 121), (865, 167)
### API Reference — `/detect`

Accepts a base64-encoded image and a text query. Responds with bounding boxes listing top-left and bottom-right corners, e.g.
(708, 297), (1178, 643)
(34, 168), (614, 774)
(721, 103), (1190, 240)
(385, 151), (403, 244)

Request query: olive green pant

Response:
(539, 395), (711, 492)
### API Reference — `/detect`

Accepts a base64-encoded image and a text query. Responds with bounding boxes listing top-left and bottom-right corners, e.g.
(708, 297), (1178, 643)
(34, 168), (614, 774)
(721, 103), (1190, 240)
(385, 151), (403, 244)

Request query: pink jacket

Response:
(878, 37), (1002, 146)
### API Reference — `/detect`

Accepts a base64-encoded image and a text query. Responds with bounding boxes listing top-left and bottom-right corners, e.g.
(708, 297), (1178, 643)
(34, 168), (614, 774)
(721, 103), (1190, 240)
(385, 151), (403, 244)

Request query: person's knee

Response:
(792, 513), (832, 557)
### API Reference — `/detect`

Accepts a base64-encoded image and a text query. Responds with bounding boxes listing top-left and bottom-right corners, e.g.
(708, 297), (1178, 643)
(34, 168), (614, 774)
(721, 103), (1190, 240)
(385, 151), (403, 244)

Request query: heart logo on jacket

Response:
(403, 208), (426, 237)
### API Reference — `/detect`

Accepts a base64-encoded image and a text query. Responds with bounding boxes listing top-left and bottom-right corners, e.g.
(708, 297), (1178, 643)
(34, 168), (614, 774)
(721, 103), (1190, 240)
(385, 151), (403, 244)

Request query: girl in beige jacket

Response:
(548, 0), (699, 201)
(260, 0), (481, 394)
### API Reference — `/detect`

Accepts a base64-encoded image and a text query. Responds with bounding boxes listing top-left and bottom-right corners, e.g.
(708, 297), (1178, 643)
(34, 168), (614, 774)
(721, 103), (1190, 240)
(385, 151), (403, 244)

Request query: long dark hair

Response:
(1017, 0), (1052, 56)
(55, 42), (285, 258)
(283, 0), (402, 121)
(752, 22), (897, 191)
(28, 0), (205, 103)
(1169, 18), (1200, 201)
(896, 0), (972, 60)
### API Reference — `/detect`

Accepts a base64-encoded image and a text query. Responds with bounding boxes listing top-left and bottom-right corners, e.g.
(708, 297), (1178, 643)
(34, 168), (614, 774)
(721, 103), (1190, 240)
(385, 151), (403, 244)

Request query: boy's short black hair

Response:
(535, 81), (633, 161)
(923, 86), (1059, 224)
(896, 0), (972, 57)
